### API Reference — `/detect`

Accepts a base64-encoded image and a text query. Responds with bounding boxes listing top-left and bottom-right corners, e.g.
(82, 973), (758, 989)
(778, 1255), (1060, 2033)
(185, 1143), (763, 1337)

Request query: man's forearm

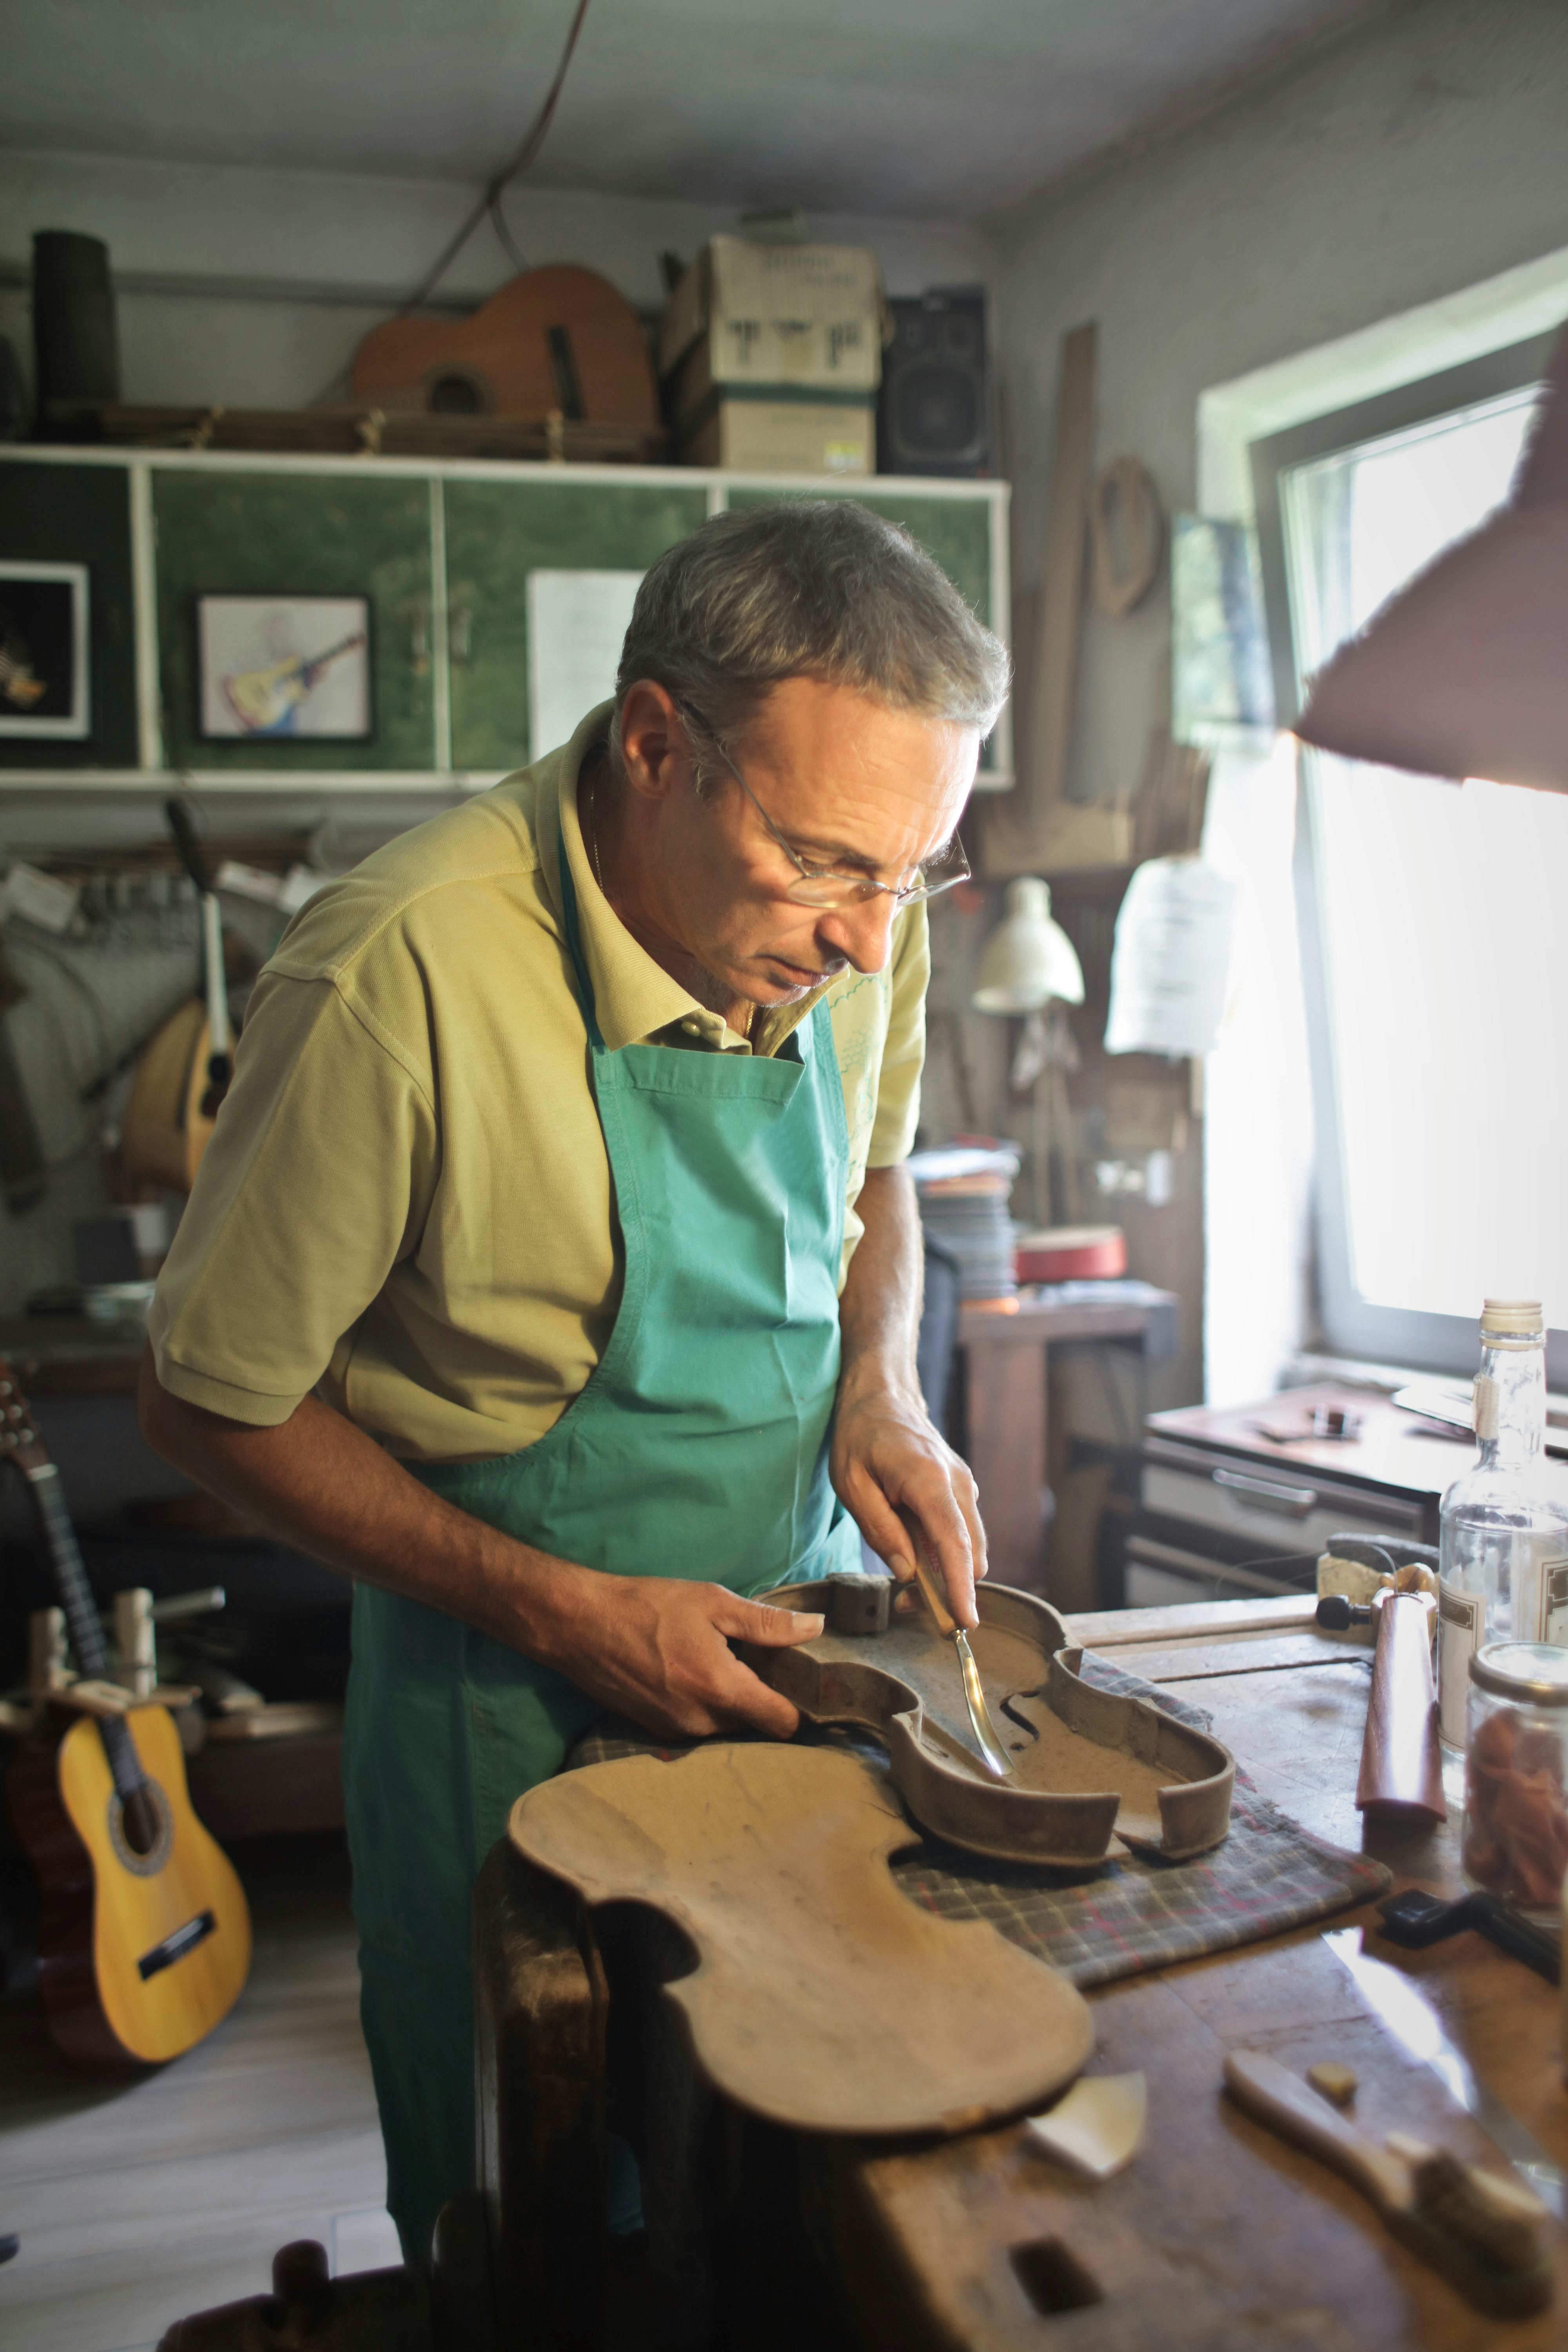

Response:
(837, 1163), (924, 1403)
(136, 1348), (822, 1739)
(137, 1347), (580, 1660)
(829, 1162), (986, 1616)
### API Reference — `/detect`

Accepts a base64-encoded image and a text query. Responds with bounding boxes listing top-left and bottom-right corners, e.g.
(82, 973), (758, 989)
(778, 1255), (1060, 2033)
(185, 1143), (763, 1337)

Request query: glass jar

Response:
(1463, 1641), (1568, 1917)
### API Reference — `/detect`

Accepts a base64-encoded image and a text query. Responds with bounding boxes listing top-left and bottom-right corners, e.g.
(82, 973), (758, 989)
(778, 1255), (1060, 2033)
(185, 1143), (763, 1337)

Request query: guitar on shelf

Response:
(1, 1359), (251, 2065)
(352, 263), (659, 426)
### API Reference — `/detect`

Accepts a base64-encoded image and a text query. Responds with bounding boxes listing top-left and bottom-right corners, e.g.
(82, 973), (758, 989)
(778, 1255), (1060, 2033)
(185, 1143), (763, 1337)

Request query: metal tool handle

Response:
(1212, 1466), (1319, 1516)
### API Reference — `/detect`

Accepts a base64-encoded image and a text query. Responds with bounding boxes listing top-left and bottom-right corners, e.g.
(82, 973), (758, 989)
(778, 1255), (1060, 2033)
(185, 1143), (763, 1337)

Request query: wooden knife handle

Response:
(1356, 1590), (1446, 1821)
(1223, 2049), (1408, 2215)
(895, 1512), (957, 1640)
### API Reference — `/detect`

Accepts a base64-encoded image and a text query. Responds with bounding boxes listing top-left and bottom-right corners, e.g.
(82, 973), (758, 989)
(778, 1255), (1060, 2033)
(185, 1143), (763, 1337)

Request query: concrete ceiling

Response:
(7, 0), (1387, 220)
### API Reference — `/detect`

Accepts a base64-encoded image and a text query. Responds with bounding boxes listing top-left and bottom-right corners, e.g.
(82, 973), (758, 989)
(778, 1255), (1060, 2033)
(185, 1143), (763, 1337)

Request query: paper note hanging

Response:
(526, 570), (644, 762)
(1104, 857), (1237, 1059)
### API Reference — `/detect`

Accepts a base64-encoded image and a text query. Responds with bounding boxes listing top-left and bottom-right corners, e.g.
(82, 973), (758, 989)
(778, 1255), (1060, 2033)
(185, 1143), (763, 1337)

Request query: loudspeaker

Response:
(878, 289), (988, 477)
(31, 231), (120, 423)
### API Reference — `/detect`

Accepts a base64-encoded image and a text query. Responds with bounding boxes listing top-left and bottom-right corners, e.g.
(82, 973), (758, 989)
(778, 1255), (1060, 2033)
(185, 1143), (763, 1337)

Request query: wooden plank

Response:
(1066, 1595), (1322, 1648)
(982, 323), (1131, 879)
(965, 1325), (1048, 1588)
(1107, 1631), (1365, 1683)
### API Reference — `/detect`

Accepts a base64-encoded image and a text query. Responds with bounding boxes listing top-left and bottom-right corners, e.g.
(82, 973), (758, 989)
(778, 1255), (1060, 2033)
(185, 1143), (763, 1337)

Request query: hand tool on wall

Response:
(163, 797), (232, 1120)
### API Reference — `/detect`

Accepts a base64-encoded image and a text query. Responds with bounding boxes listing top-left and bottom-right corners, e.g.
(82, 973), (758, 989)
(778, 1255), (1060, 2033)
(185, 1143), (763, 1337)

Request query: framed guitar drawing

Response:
(1, 1360), (252, 2065)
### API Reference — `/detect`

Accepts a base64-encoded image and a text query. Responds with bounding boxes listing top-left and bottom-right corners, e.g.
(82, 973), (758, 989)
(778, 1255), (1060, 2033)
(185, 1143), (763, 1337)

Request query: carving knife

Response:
(899, 1523), (1016, 1782)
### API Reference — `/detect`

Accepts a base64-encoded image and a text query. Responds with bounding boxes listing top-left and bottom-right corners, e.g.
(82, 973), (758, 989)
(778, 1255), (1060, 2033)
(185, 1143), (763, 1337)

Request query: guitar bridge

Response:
(138, 1909), (217, 1980)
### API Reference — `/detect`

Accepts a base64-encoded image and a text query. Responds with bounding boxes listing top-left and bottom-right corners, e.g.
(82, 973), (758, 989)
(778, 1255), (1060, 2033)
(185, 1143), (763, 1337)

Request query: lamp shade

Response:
(971, 877), (1085, 1013)
(1296, 318), (1568, 789)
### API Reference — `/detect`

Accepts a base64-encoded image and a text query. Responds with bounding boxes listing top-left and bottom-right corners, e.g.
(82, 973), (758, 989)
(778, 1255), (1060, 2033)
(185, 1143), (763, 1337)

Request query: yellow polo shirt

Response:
(148, 706), (928, 1462)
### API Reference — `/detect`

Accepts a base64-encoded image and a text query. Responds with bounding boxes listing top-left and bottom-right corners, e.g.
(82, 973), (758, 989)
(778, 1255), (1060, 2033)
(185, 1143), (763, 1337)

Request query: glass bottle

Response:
(1438, 1300), (1568, 1749)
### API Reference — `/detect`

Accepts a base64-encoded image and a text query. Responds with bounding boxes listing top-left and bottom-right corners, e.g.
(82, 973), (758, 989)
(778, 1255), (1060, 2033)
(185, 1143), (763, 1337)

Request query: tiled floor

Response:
(0, 1833), (391, 2352)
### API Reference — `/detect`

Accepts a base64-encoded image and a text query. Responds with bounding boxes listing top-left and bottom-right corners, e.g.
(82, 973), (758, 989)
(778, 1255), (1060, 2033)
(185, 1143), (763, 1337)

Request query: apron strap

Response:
(555, 811), (607, 1053)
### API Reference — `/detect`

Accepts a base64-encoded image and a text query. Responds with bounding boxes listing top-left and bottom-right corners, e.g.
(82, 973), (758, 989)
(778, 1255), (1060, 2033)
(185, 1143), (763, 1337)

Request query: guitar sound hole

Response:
(107, 1778), (172, 1875)
(429, 372), (485, 416)
(121, 1786), (160, 1857)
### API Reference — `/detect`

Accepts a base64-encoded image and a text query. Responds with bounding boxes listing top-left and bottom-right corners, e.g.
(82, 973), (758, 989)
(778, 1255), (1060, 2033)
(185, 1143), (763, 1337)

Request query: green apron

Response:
(343, 825), (860, 2259)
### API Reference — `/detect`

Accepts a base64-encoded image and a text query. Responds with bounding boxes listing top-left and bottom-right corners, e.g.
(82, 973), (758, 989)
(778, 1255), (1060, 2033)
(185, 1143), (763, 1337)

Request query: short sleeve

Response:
(147, 968), (439, 1426)
(866, 898), (929, 1168)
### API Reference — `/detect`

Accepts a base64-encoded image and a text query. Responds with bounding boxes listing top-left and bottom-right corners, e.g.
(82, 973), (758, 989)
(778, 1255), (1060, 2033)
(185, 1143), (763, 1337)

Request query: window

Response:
(1252, 336), (1563, 1378)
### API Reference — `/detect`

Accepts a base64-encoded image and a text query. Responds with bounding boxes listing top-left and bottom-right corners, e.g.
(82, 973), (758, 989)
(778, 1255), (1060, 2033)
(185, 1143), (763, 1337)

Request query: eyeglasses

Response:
(673, 699), (970, 911)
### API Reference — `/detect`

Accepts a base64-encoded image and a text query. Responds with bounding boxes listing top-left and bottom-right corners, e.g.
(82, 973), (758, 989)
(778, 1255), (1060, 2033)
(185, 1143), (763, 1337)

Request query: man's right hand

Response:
(533, 1570), (824, 1742)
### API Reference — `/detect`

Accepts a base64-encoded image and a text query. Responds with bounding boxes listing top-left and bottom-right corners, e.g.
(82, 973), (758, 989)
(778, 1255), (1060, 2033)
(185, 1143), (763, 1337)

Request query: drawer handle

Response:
(1211, 1466), (1319, 1517)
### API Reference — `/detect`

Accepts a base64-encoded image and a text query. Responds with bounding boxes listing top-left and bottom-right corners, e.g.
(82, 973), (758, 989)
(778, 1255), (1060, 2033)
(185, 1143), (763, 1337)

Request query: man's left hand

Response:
(830, 1371), (987, 1627)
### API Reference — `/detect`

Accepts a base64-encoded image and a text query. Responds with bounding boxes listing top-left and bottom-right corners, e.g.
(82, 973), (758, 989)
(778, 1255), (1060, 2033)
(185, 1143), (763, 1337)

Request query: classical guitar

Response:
(1, 1361), (252, 2065)
(352, 263), (658, 425)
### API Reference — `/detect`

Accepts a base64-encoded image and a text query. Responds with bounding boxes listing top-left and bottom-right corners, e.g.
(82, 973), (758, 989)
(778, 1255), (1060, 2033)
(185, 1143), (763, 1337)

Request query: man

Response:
(140, 499), (1009, 2260)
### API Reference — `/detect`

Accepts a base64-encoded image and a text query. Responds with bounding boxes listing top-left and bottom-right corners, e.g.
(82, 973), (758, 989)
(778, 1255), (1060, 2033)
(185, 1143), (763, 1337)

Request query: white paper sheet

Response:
(1103, 856), (1237, 1058)
(526, 570), (644, 760)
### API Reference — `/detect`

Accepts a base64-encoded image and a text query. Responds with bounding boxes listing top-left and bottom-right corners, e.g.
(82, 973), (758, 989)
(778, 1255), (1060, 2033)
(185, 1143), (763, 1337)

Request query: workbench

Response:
(474, 1592), (1568, 2351)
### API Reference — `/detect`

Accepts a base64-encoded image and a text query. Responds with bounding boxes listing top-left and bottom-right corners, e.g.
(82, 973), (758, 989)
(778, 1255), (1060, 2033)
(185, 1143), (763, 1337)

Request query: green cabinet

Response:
(445, 479), (708, 771)
(0, 453), (1008, 789)
(0, 459), (139, 770)
(152, 468), (436, 772)
(727, 485), (1002, 773)
(727, 486), (995, 628)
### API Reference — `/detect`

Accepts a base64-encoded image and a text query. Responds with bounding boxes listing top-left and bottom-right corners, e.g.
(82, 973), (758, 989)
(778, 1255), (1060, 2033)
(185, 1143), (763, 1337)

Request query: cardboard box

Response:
(660, 236), (888, 396)
(679, 392), (875, 476)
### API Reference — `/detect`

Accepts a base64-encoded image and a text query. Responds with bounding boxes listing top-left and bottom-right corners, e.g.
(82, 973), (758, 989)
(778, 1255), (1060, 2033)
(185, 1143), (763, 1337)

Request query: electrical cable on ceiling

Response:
(401, 0), (593, 314)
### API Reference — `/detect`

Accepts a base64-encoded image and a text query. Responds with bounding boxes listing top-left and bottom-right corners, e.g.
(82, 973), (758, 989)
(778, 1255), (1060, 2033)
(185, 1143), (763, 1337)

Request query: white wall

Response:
(991, 0), (1568, 1406)
(995, 0), (1568, 821)
(0, 149), (996, 412)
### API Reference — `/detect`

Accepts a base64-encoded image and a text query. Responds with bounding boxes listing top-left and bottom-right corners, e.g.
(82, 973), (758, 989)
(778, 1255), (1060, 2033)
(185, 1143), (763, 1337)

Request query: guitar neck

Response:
(23, 1460), (145, 1798)
(25, 1462), (109, 1677)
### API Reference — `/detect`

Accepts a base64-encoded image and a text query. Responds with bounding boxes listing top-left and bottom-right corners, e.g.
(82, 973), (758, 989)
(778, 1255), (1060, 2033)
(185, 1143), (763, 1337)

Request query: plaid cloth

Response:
(566, 1651), (1389, 1989)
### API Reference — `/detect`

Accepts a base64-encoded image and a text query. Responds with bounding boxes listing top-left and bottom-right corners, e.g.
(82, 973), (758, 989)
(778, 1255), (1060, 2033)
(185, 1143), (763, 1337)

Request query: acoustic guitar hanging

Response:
(1, 1360), (252, 2065)
(352, 263), (659, 426)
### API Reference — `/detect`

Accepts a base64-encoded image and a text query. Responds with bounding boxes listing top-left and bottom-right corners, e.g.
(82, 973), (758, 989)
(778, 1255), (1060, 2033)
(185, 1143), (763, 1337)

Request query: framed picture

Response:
(0, 561), (91, 739)
(196, 594), (373, 741)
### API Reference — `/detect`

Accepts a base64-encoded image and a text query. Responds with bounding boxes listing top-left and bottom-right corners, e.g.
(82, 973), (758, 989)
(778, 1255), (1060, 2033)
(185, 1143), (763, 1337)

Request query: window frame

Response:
(1249, 332), (1559, 1380)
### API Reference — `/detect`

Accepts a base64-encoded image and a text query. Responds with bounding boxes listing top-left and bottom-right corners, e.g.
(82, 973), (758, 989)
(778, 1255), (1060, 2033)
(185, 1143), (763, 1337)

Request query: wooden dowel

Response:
(1356, 1590), (1446, 1822)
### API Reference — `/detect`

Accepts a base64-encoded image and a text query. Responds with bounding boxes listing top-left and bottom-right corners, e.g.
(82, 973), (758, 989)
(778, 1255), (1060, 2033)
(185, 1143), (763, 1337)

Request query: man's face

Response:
(619, 676), (978, 1010)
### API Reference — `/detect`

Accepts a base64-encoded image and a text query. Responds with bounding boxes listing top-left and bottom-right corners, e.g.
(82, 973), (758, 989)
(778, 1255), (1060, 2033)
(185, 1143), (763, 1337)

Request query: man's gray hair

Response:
(611, 499), (1009, 755)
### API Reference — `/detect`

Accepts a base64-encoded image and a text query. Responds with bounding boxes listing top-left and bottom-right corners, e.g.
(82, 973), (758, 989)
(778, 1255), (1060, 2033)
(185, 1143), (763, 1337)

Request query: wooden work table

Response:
(475, 1592), (1568, 2352)
(829, 1595), (1568, 2351)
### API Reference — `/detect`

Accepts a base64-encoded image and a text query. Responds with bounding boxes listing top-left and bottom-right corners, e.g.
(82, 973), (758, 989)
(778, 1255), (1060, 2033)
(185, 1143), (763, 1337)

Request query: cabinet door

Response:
(444, 479), (710, 773)
(725, 486), (1002, 772)
(152, 469), (435, 771)
(0, 460), (138, 770)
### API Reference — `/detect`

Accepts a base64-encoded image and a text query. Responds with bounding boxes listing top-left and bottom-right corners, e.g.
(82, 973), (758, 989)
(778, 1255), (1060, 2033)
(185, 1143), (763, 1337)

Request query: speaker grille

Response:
(895, 368), (981, 456)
